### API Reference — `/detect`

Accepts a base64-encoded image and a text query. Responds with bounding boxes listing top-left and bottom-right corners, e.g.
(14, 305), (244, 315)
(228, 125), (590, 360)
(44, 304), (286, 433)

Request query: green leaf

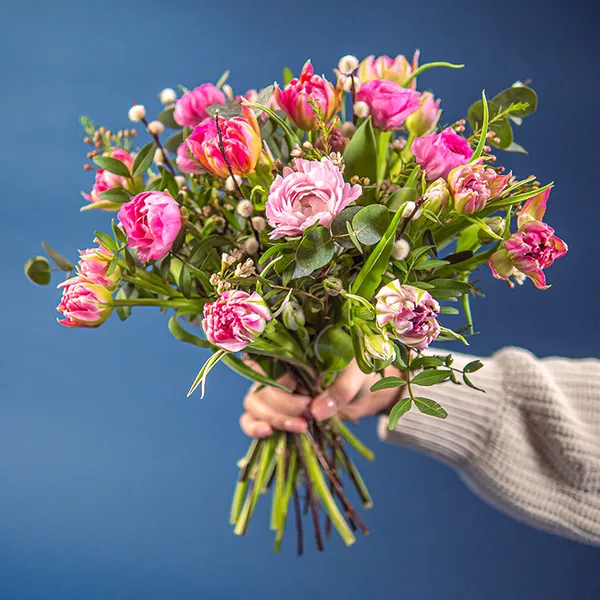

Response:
(258, 242), (294, 265)
(492, 85), (537, 118)
(132, 141), (157, 177)
(315, 326), (354, 371)
(352, 205), (390, 245)
(41, 241), (75, 271)
(410, 370), (452, 386)
(179, 264), (192, 297)
(402, 61), (464, 88)
(440, 306), (459, 315)
(105, 252), (120, 277)
(157, 106), (180, 129)
(411, 259), (450, 271)
(343, 116), (377, 184)
(429, 278), (471, 298)
(225, 353), (293, 392)
(487, 117), (513, 149)
(93, 156), (131, 178)
(410, 356), (444, 370)
(331, 206), (362, 248)
(295, 226), (334, 272)
(463, 360), (484, 373)
(387, 186), (418, 212)
(504, 141), (528, 154)
(115, 287), (131, 321)
(24, 256), (51, 285)
(111, 219), (127, 245)
(388, 397), (412, 429)
(470, 90), (489, 162)
(164, 131), (185, 153)
(283, 67), (294, 86)
(463, 373), (486, 392)
(94, 231), (117, 252)
(346, 221), (363, 252)
(206, 103), (244, 118)
(159, 167), (180, 200)
(370, 376), (405, 392)
(215, 69), (230, 89)
(413, 397), (448, 418)
(99, 187), (132, 204)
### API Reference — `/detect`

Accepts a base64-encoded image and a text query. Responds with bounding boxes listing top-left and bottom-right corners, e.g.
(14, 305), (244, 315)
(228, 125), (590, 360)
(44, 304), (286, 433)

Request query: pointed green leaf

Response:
(41, 241), (75, 271)
(388, 397), (412, 429)
(93, 156), (131, 178)
(413, 396), (448, 418)
(370, 376), (405, 392)
(410, 370), (452, 386)
(343, 116), (377, 184)
(132, 141), (157, 177)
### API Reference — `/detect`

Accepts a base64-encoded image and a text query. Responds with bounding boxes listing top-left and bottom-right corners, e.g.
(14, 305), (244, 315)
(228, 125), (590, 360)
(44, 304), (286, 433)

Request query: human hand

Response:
(239, 361), (404, 439)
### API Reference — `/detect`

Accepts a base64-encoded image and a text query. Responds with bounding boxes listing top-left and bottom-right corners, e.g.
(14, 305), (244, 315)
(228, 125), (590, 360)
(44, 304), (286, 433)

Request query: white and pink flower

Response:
(76, 243), (121, 289)
(57, 277), (113, 328)
(447, 162), (510, 214)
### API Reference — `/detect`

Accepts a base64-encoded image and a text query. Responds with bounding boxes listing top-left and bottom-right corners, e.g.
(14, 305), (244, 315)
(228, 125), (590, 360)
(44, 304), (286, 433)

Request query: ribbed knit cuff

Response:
(377, 349), (506, 469)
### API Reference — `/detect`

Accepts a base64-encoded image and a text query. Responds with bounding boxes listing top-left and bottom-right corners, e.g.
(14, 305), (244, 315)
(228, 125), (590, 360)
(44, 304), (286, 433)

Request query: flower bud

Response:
(353, 101), (370, 119)
(281, 300), (306, 331)
(147, 120), (165, 135)
(339, 122), (356, 137)
(405, 91), (441, 137)
(364, 332), (396, 363)
(224, 175), (243, 192)
(401, 201), (421, 219)
(478, 216), (505, 244)
(244, 237), (259, 255)
(251, 216), (266, 232)
(323, 277), (344, 296)
(57, 277), (114, 328)
(236, 200), (253, 218)
(159, 88), (177, 105)
(128, 105), (146, 122)
(222, 84), (234, 101)
(422, 178), (450, 216)
(175, 175), (186, 188)
(153, 148), (166, 165)
(341, 75), (361, 93)
(338, 55), (359, 75)
(391, 238), (410, 260)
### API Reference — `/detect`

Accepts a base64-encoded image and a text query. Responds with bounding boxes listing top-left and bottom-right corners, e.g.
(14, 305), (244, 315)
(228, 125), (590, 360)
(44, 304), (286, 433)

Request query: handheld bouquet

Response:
(25, 52), (567, 554)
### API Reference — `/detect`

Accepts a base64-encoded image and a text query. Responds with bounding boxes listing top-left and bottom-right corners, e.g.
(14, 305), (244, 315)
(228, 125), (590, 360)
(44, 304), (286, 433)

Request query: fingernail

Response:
(283, 419), (307, 434)
(255, 424), (271, 437)
(312, 396), (338, 422)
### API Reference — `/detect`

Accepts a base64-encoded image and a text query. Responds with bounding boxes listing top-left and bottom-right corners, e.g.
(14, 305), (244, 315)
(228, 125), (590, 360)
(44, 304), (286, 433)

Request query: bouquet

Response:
(25, 52), (567, 554)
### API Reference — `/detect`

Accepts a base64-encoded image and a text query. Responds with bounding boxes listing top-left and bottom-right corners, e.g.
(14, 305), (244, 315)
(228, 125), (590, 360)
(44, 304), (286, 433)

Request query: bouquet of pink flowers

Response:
(25, 52), (567, 554)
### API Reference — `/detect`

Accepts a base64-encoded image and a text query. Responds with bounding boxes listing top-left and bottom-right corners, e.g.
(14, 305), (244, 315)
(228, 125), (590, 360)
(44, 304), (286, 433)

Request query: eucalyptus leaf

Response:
(492, 86), (537, 118)
(315, 326), (354, 371)
(352, 205), (390, 245)
(331, 206), (362, 248)
(206, 103), (244, 118)
(295, 226), (334, 272)
(164, 131), (185, 153)
(157, 107), (180, 129)
(24, 256), (51, 285)
(41, 241), (75, 271)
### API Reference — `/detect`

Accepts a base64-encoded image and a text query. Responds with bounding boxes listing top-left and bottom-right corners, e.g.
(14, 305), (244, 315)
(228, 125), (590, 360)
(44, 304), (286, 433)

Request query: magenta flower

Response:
(117, 191), (182, 263)
(405, 91), (441, 137)
(375, 281), (440, 350)
(57, 277), (113, 328)
(186, 105), (262, 179)
(358, 52), (420, 88)
(412, 128), (473, 180)
(447, 162), (510, 214)
(274, 61), (340, 131)
(82, 148), (136, 209)
(202, 290), (272, 352)
(76, 244), (121, 289)
(355, 80), (421, 130)
(266, 158), (362, 239)
(173, 83), (225, 128)
(176, 142), (204, 174)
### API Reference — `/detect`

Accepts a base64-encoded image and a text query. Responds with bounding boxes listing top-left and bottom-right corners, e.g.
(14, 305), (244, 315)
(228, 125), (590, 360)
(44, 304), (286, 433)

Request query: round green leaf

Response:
(157, 107), (181, 129)
(315, 326), (354, 371)
(331, 206), (362, 248)
(295, 226), (334, 272)
(492, 86), (538, 118)
(164, 131), (185, 153)
(352, 205), (390, 245)
(24, 256), (51, 285)
(488, 117), (513, 149)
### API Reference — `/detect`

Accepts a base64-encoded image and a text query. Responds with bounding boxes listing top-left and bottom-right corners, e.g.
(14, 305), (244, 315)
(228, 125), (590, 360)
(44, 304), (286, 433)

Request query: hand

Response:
(240, 361), (404, 439)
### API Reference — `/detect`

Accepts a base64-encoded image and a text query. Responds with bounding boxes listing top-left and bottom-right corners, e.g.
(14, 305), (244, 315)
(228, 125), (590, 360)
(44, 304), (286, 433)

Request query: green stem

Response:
(400, 132), (415, 163)
(112, 297), (201, 310)
(334, 418), (375, 461)
(376, 130), (393, 183)
(402, 61), (464, 88)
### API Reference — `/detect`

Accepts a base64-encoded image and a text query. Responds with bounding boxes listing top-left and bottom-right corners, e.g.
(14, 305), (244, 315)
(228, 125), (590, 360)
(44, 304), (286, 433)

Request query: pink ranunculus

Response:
(176, 142), (205, 174)
(489, 220), (568, 290)
(375, 281), (440, 350)
(274, 60), (340, 131)
(57, 276), (113, 328)
(447, 162), (511, 214)
(355, 80), (421, 130)
(358, 52), (420, 88)
(405, 91), (441, 137)
(82, 148), (136, 208)
(173, 83), (226, 128)
(202, 290), (272, 352)
(186, 105), (262, 179)
(76, 243), (121, 289)
(117, 191), (182, 263)
(265, 158), (362, 239)
(412, 127), (474, 181)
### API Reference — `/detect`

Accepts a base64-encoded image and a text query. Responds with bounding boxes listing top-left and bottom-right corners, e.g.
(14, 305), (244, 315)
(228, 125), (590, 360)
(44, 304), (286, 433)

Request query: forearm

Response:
(379, 347), (600, 546)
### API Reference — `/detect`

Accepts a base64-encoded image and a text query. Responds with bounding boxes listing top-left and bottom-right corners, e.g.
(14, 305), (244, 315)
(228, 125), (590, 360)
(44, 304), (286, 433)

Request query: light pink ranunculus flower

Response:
(489, 221), (568, 290)
(186, 105), (262, 179)
(117, 191), (182, 263)
(358, 52), (420, 88)
(405, 91), (441, 137)
(375, 281), (440, 350)
(265, 158), (362, 239)
(202, 290), (272, 352)
(82, 148), (136, 208)
(412, 127), (473, 181)
(173, 83), (226, 128)
(57, 276), (113, 328)
(355, 80), (421, 130)
(176, 142), (204, 174)
(447, 162), (511, 214)
(76, 243), (121, 289)
(274, 60), (340, 131)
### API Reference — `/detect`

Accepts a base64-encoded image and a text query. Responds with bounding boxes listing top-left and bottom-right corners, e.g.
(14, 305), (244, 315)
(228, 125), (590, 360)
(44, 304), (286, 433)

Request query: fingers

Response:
(239, 412), (273, 438)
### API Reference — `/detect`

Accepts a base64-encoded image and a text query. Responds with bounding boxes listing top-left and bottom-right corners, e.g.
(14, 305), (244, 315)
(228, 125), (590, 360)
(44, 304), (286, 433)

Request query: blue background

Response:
(2, 0), (599, 598)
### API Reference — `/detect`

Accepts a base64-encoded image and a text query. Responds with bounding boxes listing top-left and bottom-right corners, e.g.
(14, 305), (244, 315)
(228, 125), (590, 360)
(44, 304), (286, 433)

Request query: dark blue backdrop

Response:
(2, 0), (599, 598)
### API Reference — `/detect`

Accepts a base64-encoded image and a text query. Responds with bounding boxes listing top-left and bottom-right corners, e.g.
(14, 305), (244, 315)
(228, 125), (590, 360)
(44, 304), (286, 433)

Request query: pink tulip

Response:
(186, 105), (262, 179)
(57, 276), (113, 328)
(489, 220), (567, 289)
(412, 127), (474, 180)
(202, 290), (272, 352)
(117, 191), (182, 263)
(447, 162), (510, 214)
(76, 244), (121, 289)
(517, 187), (551, 227)
(82, 148), (136, 208)
(405, 91), (441, 137)
(266, 158), (362, 239)
(274, 60), (340, 131)
(375, 281), (440, 350)
(355, 80), (421, 130)
(173, 83), (226, 128)
(358, 52), (420, 88)
(176, 142), (204, 174)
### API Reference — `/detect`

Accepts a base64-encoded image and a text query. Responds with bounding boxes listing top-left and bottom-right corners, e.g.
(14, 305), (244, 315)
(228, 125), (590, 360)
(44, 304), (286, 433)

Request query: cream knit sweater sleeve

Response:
(378, 347), (600, 545)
